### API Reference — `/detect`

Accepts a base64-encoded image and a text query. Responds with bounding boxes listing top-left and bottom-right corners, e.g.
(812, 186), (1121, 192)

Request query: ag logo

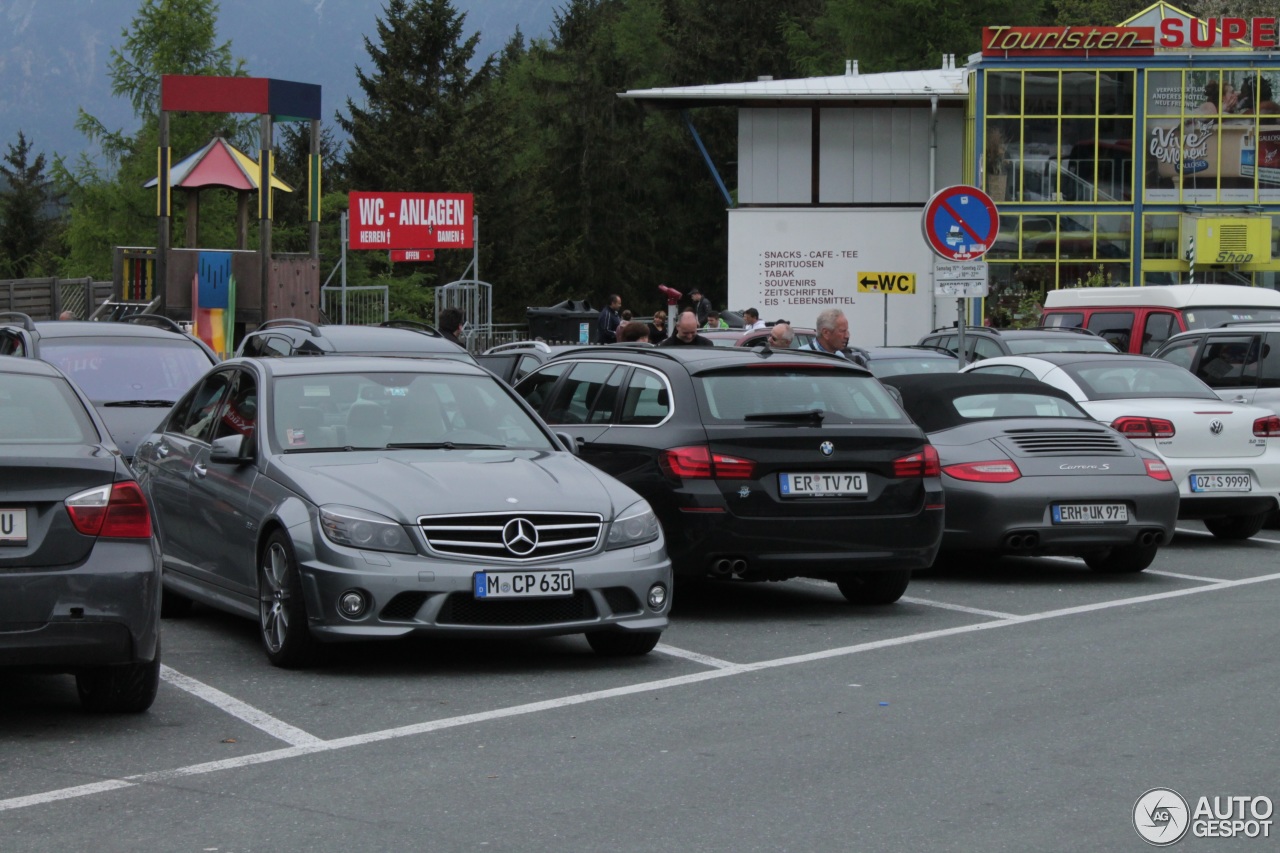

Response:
(1133, 787), (1190, 846)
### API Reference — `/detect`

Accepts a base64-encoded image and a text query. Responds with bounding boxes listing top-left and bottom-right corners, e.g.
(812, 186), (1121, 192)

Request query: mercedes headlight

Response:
(320, 505), (415, 554)
(606, 501), (661, 550)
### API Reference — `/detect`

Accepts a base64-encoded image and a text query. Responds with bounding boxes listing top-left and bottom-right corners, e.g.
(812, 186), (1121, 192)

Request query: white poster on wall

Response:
(727, 208), (953, 346)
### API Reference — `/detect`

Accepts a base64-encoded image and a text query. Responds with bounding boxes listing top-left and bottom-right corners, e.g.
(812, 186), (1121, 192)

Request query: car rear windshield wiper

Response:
(385, 442), (508, 450)
(743, 409), (825, 423)
(102, 399), (176, 407)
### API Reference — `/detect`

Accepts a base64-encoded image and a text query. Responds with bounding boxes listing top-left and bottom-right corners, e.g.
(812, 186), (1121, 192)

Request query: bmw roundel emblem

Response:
(820, 441), (835, 457)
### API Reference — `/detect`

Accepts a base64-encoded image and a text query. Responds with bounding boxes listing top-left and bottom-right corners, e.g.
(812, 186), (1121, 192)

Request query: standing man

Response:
(767, 322), (794, 348)
(689, 288), (711, 328)
(598, 294), (622, 344)
(802, 308), (853, 360)
(658, 310), (714, 347)
(439, 307), (465, 348)
(742, 308), (766, 331)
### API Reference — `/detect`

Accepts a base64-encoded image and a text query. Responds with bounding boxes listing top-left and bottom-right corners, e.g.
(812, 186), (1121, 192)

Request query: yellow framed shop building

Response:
(622, 3), (1280, 339)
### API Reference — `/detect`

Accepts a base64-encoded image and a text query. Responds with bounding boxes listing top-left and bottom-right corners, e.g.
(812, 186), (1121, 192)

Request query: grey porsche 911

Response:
(883, 373), (1179, 573)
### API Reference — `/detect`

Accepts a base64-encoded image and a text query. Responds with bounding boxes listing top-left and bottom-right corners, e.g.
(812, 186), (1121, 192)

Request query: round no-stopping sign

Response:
(922, 185), (999, 261)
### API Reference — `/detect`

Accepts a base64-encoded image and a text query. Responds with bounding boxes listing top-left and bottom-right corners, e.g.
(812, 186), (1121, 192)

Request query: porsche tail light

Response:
(1111, 416), (1176, 439)
(660, 446), (757, 480)
(65, 481), (152, 539)
(892, 444), (941, 478)
(1144, 459), (1173, 481)
(942, 459), (1022, 483)
(1253, 416), (1280, 437)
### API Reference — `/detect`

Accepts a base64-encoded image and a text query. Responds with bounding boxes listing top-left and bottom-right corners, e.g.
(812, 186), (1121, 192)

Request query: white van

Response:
(1041, 284), (1280, 354)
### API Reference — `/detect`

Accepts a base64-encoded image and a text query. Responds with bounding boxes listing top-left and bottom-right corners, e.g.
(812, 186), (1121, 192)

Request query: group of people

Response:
(597, 291), (857, 361)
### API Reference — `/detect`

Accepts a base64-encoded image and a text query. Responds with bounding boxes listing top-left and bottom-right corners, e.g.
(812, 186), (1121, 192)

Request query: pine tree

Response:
(0, 132), (61, 279)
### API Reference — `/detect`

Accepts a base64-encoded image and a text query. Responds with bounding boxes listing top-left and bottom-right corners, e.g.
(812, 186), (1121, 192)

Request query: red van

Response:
(1040, 284), (1280, 354)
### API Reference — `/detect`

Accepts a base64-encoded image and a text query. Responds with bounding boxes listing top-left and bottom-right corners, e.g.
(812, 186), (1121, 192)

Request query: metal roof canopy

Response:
(618, 58), (969, 208)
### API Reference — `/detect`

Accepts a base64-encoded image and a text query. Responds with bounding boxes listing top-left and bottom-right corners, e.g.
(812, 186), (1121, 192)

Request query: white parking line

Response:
(160, 666), (325, 747)
(1175, 527), (1280, 545)
(899, 597), (1018, 620)
(654, 643), (737, 669)
(7, 569), (1280, 814)
(1147, 570), (1225, 583)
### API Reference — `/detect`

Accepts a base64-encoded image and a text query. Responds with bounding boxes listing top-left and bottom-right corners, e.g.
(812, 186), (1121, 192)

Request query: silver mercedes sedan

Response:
(133, 356), (671, 667)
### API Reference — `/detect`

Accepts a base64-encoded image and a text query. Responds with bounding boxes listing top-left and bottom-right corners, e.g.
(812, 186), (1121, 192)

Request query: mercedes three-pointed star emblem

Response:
(501, 517), (539, 556)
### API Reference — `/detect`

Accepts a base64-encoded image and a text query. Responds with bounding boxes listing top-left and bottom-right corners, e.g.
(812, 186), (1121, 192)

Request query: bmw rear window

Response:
(0, 373), (99, 444)
(695, 368), (907, 423)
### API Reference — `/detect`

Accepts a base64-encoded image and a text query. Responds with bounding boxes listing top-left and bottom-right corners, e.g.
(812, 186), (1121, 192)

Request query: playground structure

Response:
(104, 75), (324, 342)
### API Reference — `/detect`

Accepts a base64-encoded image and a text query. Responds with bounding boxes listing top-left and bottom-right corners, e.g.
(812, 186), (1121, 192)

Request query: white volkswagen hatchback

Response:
(963, 353), (1280, 540)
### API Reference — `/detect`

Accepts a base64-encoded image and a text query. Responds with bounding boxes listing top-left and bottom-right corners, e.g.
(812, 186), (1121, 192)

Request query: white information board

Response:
(727, 208), (949, 345)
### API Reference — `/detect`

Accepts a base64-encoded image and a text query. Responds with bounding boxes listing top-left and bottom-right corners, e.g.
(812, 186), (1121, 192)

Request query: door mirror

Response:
(555, 432), (580, 455)
(210, 433), (254, 465)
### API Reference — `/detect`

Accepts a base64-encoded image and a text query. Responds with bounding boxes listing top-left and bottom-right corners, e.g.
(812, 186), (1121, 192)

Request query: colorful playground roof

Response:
(144, 137), (294, 193)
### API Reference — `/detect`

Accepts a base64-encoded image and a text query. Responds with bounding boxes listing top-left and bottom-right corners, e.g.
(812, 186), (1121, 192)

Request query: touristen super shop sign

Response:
(348, 192), (474, 250)
(983, 18), (1280, 56)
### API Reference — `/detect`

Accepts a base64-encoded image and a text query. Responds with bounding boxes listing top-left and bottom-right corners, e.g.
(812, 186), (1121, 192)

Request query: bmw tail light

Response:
(1144, 458), (1173, 481)
(65, 481), (152, 539)
(1111, 416), (1176, 439)
(1254, 416), (1280, 437)
(942, 459), (1022, 483)
(892, 444), (941, 478)
(660, 446), (757, 480)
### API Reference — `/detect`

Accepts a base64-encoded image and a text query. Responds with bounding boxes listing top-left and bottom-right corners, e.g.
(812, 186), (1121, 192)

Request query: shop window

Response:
(1143, 68), (1280, 205)
(985, 69), (1132, 206)
(1061, 71), (1097, 115)
(986, 71), (1022, 116)
(1023, 71), (1060, 116)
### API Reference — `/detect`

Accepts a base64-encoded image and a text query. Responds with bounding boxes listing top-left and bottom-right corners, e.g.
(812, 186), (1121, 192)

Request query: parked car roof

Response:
(884, 372), (1084, 432)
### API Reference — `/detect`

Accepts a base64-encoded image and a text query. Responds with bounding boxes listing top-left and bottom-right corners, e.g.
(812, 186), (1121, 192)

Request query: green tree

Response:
(785, 0), (1048, 77)
(1049, 0), (1153, 26)
(0, 132), (63, 279)
(335, 0), (500, 318)
(53, 0), (248, 278)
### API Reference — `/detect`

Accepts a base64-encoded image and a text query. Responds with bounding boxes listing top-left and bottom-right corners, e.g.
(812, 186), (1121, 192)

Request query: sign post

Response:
(857, 272), (916, 345)
(921, 185), (999, 368)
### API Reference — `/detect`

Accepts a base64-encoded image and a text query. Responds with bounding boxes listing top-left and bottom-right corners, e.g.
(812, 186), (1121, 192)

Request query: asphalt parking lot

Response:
(4, 522), (1278, 852)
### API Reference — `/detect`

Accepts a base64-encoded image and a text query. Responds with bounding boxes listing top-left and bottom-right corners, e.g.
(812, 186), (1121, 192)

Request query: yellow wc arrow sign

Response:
(857, 272), (916, 294)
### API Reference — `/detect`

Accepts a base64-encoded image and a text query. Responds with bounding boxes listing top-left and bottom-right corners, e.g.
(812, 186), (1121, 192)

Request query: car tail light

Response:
(892, 444), (941, 478)
(1144, 458), (1173, 481)
(65, 481), (152, 539)
(660, 446), (757, 480)
(1254, 416), (1280, 437)
(942, 459), (1022, 483)
(1111, 416), (1176, 439)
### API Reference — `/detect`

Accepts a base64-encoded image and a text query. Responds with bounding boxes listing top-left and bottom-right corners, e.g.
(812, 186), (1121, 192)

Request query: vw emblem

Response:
(820, 441), (835, 457)
(501, 517), (539, 556)
(1210, 419), (1225, 435)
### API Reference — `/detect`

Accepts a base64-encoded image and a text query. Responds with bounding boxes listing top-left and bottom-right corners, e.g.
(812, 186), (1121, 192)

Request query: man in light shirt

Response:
(743, 308), (766, 331)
